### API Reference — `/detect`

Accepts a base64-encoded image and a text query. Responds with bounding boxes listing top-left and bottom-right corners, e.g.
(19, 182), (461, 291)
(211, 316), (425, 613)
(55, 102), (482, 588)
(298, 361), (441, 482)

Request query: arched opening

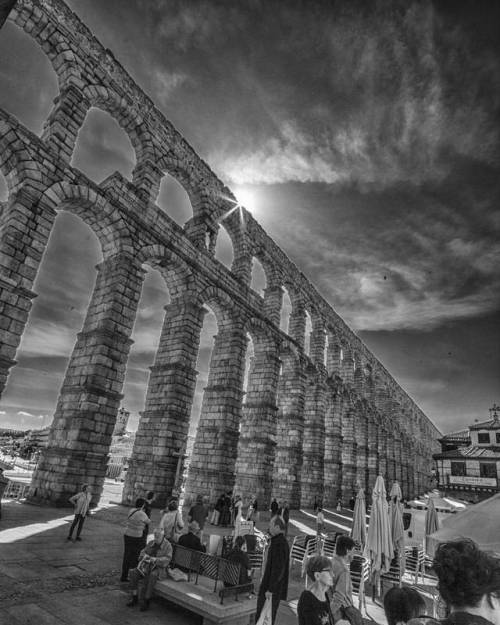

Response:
(121, 267), (169, 433)
(189, 307), (218, 438)
(304, 310), (313, 356)
(280, 287), (292, 333)
(0, 171), (8, 203)
(242, 333), (255, 395)
(71, 108), (136, 183)
(214, 224), (234, 269)
(156, 173), (193, 226)
(0, 211), (101, 429)
(250, 257), (267, 296)
(324, 331), (329, 367)
(0, 21), (58, 135)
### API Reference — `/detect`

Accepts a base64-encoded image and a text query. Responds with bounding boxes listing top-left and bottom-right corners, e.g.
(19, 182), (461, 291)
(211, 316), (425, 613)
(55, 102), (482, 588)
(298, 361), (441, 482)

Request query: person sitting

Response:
(431, 538), (500, 625)
(297, 555), (335, 625)
(178, 520), (206, 552)
(225, 535), (252, 587)
(384, 587), (426, 625)
(126, 527), (172, 612)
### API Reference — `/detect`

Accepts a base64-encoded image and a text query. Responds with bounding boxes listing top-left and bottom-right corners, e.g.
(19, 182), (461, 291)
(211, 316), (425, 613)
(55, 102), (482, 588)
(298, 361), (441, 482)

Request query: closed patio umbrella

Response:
(351, 487), (367, 550)
(364, 475), (394, 593)
(424, 496), (439, 554)
(389, 481), (405, 582)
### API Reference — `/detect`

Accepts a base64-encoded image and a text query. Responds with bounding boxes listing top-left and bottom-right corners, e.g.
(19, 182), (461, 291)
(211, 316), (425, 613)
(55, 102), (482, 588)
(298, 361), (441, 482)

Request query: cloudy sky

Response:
(0, 0), (499, 435)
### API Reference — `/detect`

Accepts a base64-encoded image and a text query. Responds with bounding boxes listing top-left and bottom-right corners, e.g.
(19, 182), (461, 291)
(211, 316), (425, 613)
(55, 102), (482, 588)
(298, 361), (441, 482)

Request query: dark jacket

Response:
(442, 613), (495, 625)
(260, 533), (289, 600)
(225, 547), (251, 586)
(178, 531), (205, 552)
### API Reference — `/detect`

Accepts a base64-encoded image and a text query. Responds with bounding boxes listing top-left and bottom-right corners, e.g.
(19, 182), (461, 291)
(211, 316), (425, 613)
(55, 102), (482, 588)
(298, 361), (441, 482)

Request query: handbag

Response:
(255, 595), (273, 625)
(341, 605), (363, 625)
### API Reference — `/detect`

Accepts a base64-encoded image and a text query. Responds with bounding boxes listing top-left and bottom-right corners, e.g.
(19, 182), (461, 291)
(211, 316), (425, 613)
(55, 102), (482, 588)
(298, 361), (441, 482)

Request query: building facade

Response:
(433, 405), (500, 503)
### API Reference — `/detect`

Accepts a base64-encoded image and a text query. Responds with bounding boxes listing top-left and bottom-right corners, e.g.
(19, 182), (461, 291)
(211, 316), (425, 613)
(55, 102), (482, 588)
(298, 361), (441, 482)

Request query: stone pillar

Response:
(263, 283), (283, 328)
(386, 428), (396, 486)
(340, 394), (357, 501)
(377, 416), (388, 483)
(41, 85), (89, 162)
(272, 353), (306, 508)
(341, 345), (354, 386)
(393, 429), (403, 486)
(123, 295), (207, 508)
(326, 330), (342, 377)
(355, 405), (369, 493)
(323, 390), (342, 507)
(234, 336), (281, 506)
(29, 252), (145, 506)
(288, 297), (306, 350)
(309, 316), (326, 366)
(400, 434), (409, 499)
(365, 414), (378, 493)
(184, 318), (247, 503)
(132, 159), (163, 203)
(300, 372), (327, 507)
(0, 188), (55, 398)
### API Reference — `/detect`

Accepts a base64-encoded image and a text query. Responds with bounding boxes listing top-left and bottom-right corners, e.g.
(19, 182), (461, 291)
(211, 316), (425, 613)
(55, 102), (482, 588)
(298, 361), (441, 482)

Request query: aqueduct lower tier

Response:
(0, 0), (441, 509)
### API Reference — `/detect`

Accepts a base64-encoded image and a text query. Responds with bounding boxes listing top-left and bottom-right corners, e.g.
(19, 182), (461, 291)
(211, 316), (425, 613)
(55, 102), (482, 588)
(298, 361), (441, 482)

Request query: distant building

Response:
(433, 404), (500, 503)
(113, 407), (130, 436)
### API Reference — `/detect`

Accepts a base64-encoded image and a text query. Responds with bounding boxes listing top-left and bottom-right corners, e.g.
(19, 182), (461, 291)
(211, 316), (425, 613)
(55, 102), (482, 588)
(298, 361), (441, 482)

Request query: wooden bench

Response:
(154, 544), (257, 625)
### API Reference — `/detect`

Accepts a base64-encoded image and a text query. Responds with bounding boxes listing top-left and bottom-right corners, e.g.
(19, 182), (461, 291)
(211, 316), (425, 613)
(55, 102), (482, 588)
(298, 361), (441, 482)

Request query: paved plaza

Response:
(0, 479), (392, 625)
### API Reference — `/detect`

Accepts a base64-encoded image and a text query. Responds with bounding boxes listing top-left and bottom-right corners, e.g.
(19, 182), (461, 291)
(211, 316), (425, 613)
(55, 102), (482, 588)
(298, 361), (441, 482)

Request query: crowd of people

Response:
(63, 483), (500, 625)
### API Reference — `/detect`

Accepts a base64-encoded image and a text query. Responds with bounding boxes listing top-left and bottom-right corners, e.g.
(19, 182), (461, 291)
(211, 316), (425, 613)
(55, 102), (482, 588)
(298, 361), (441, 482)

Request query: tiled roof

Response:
(434, 445), (500, 459)
(469, 418), (500, 431)
(440, 428), (470, 442)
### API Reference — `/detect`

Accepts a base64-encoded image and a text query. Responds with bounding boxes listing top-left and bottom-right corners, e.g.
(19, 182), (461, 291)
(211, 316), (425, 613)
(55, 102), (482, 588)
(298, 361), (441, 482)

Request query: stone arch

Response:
(280, 285), (292, 334)
(41, 182), (133, 257)
(81, 85), (155, 167)
(214, 222), (234, 269)
(11, 3), (82, 89)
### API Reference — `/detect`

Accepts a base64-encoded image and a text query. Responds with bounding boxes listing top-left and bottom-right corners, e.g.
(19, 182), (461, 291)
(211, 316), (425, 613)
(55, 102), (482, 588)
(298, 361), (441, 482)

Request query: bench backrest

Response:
(171, 544), (241, 592)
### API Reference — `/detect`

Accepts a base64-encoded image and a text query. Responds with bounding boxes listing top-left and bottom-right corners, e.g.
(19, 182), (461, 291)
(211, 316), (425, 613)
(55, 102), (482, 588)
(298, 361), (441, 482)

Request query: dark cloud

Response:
(0, 0), (498, 433)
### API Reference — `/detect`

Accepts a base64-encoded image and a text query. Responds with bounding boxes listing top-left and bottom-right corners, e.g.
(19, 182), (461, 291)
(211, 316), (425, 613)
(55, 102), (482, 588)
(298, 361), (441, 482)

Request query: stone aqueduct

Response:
(0, 0), (440, 510)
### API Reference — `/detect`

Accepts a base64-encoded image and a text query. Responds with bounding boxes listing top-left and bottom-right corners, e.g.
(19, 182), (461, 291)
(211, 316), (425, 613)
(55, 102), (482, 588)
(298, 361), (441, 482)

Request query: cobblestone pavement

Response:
(0, 481), (389, 625)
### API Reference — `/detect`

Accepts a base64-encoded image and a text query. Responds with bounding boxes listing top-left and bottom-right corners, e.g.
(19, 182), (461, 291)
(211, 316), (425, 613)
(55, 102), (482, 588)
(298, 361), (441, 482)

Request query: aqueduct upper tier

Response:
(0, 0), (441, 509)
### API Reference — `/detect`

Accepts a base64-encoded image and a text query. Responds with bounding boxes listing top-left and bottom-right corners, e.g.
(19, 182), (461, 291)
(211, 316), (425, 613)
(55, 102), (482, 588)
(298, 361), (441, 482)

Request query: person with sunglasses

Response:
(297, 555), (336, 625)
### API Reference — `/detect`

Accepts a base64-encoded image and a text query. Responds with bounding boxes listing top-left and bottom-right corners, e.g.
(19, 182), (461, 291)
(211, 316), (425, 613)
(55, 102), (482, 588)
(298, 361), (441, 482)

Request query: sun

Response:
(234, 187), (258, 214)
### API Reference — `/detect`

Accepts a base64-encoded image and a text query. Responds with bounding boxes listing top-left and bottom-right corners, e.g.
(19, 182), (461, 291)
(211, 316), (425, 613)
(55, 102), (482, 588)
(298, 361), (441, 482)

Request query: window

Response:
(451, 462), (465, 476)
(479, 463), (496, 478)
(496, 432), (500, 444)
(478, 432), (490, 444)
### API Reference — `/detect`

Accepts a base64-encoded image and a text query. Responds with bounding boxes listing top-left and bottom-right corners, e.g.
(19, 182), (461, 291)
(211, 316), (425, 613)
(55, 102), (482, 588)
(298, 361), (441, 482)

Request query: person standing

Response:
(297, 555), (335, 625)
(316, 507), (325, 537)
(141, 491), (155, 547)
(233, 494), (243, 534)
(256, 516), (289, 625)
(121, 498), (151, 582)
(270, 497), (279, 518)
(0, 467), (9, 520)
(281, 501), (290, 537)
(67, 483), (92, 541)
(188, 494), (208, 531)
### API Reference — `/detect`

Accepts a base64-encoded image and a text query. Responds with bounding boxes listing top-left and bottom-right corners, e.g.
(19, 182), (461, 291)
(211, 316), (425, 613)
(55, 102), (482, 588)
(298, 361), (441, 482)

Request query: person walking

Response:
(121, 497), (151, 582)
(126, 527), (172, 612)
(0, 467), (9, 520)
(270, 497), (279, 518)
(297, 555), (335, 625)
(316, 506), (325, 537)
(255, 516), (290, 625)
(330, 535), (362, 625)
(67, 483), (92, 541)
